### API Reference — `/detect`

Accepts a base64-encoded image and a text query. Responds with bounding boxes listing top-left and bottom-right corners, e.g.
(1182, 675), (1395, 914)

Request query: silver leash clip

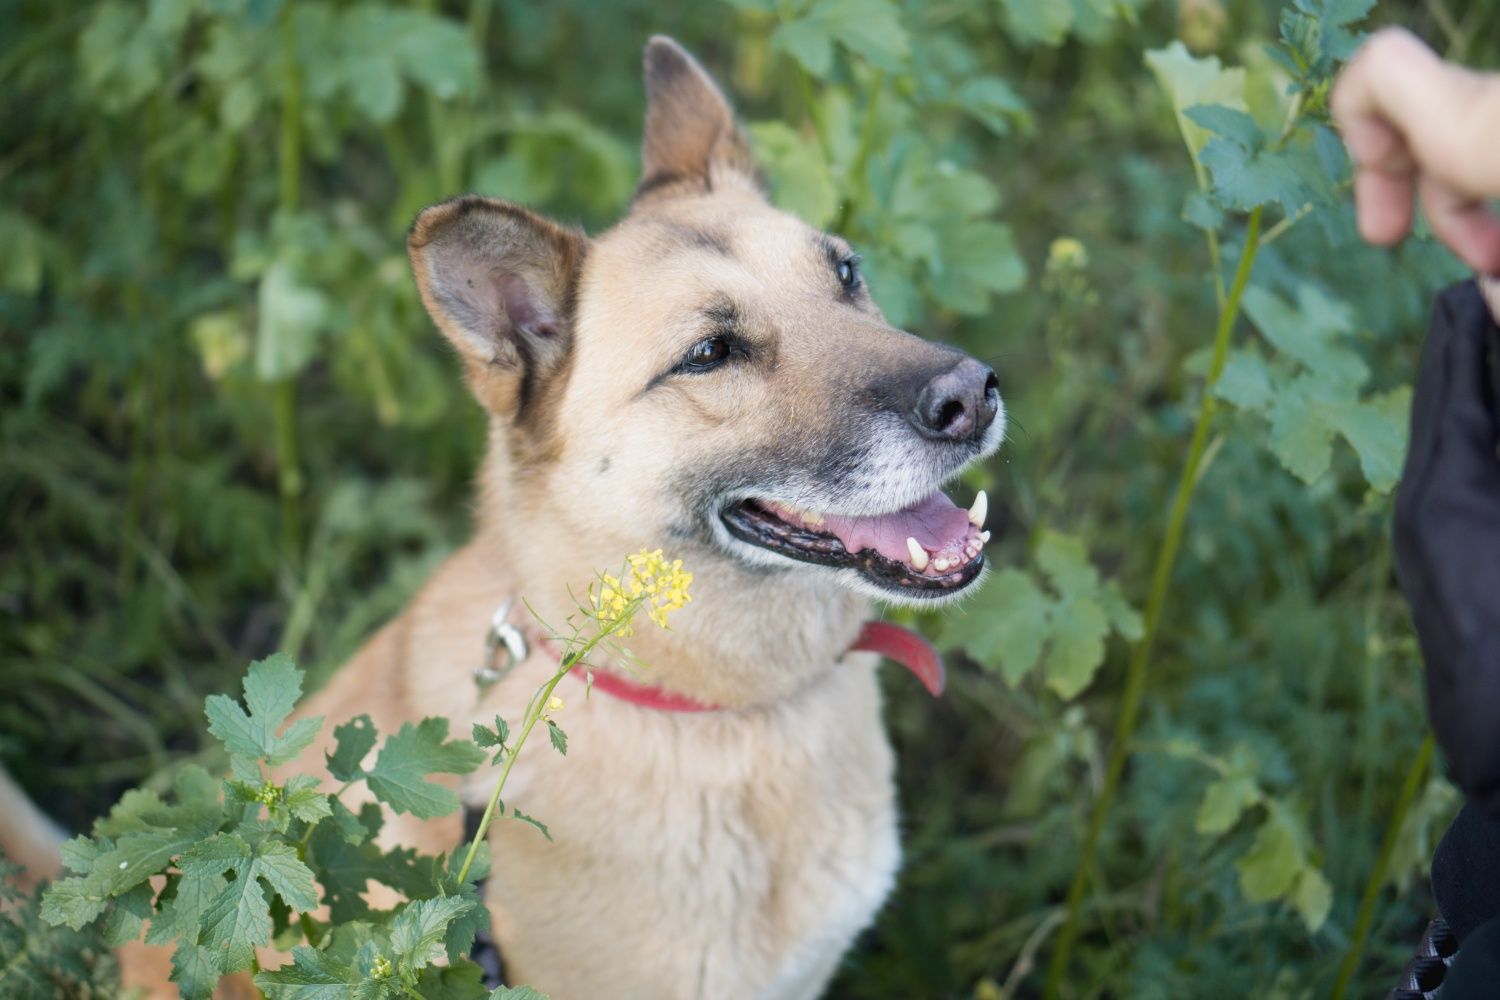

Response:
(474, 598), (529, 693)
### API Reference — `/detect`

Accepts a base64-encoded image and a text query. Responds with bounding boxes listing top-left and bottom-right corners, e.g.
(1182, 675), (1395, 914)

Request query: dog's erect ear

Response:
(408, 196), (588, 414)
(639, 36), (759, 198)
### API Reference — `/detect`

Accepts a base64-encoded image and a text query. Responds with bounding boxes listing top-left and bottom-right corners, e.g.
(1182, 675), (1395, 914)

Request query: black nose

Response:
(912, 358), (999, 442)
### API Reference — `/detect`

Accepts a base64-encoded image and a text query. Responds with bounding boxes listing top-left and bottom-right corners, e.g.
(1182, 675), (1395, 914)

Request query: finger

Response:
(1481, 276), (1500, 323)
(1353, 164), (1416, 245)
(1334, 28), (1500, 199)
(1420, 175), (1500, 275)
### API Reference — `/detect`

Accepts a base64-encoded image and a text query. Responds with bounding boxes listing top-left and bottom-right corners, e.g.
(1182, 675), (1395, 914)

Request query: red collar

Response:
(560, 620), (945, 712)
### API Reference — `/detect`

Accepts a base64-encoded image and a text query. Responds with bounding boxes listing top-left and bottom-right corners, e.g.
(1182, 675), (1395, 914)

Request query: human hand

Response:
(1331, 28), (1500, 278)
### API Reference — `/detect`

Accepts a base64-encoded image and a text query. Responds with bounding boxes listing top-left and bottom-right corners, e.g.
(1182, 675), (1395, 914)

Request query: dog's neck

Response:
(472, 444), (870, 709)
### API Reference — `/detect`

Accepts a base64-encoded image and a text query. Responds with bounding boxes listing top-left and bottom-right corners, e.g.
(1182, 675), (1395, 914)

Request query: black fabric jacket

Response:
(1394, 280), (1500, 822)
(1394, 281), (1500, 997)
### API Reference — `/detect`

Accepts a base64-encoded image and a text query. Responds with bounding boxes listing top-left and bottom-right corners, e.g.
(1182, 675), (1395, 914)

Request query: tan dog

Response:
(7, 37), (1004, 1000)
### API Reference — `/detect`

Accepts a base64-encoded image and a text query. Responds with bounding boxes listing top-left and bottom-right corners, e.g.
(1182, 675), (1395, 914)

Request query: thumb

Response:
(1481, 276), (1500, 325)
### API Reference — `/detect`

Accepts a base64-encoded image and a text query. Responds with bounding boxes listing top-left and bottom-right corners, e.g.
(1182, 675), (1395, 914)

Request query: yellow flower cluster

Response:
(590, 548), (694, 634)
(627, 548), (694, 628)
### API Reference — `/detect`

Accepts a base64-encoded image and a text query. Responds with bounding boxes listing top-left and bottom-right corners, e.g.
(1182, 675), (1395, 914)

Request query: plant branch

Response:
(455, 604), (638, 885)
(1045, 206), (1264, 997)
(1331, 733), (1435, 1000)
(274, 8), (304, 567)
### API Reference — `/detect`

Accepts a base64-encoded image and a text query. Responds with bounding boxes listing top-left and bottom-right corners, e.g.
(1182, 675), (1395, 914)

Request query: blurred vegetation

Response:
(3, 0), (1497, 995)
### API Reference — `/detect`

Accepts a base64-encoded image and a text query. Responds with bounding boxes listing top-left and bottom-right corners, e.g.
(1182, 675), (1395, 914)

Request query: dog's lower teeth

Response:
(905, 537), (929, 571)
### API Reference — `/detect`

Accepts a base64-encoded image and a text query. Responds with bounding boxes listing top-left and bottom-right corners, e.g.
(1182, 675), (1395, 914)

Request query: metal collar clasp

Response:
(474, 598), (529, 693)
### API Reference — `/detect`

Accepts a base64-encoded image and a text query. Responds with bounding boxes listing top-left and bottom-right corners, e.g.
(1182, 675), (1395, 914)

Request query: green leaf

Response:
(309, 817), (431, 924)
(927, 221), (1027, 313)
(1182, 104), (1262, 149)
(1001, 0), (1076, 46)
(771, 0), (908, 75)
(1182, 190), (1225, 232)
(814, 0), (909, 70)
(278, 774), (333, 829)
(1036, 531), (1100, 598)
(346, 55), (403, 123)
(1289, 867), (1333, 932)
(1195, 774), (1263, 835)
(943, 568), (1051, 685)
(747, 122), (839, 229)
(1043, 595), (1109, 699)
(471, 717), (508, 749)
(1097, 583), (1145, 642)
(1144, 42), (1247, 159)
(510, 809), (552, 842)
(256, 260), (329, 382)
(391, 12), (481, 101)
(1213, 349), (1275, 412)
(39, 877), (110, 931)
(256, 946), (356, 999)
(771, 19), (833, 77)
(489, 988), (550, 1000)
(1266, 379), (1334, 484)
(366, 718), (486, 819)
(181, 835), (319, 973)
(1236, 814), (1302, 903)
(390, 896), (477, 976)
(957, 76), (1030, 136)
(1198, 139), (1315, 213)
(1326, 387), (1410, 494)
(441, 886), (490, 965)
(326, 714), (379, 783)
(1236, 289), (1368, 386)
(205, 654), (323, 767)
(546, 720), (568, 757)
(145, 871), (224, 947)
(100, 881), (154, 946)
(171, 943), (223, 1000)
(0, 210), (46, 294)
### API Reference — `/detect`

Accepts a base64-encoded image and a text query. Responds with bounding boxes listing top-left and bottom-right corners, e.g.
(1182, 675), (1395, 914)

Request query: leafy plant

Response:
(0, 860), (118, 999)
(37, 550), (692, 998)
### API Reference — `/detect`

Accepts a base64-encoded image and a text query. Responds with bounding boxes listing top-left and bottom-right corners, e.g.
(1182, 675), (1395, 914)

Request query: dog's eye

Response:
(683, 337), (731, 371)
(837, 257), (860, 290)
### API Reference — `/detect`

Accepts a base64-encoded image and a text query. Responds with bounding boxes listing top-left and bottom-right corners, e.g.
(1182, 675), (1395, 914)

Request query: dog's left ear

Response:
(408, 196), (588, 415)
(639, 36), (760, 198)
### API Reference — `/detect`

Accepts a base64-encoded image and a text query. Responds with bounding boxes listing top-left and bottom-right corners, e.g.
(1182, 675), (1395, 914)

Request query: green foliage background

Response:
(2, 0), (1495, 995)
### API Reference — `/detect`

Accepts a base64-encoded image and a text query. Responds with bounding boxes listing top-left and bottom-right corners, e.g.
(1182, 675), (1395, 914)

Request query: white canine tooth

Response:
(906, 537), (929, 571)
(804, 510), (825, 526)
(980, 530), (991, 543)
(968, 490), (988, 529)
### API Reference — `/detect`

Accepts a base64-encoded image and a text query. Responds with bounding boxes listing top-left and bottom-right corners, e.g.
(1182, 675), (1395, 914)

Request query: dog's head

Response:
(409, 38), (1002, 608)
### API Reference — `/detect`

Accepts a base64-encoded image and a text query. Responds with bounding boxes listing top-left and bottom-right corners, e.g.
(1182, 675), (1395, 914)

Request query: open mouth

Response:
(721, 489), (991, 597)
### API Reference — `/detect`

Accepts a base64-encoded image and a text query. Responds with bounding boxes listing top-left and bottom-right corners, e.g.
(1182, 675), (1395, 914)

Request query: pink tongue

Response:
(823, 491), (971, 563)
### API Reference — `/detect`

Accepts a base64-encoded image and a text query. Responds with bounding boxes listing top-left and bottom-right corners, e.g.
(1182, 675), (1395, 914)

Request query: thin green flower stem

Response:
(454, 602), (640, 885)
(1331, 732), (1436, 1000)
(274, 7), (304, 566)
(834, 70), (886, 237)
(1045, 206), (1264, 998)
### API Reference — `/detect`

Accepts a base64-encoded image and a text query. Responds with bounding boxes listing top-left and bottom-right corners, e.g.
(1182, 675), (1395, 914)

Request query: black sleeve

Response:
(1393, 280), (1500, 822)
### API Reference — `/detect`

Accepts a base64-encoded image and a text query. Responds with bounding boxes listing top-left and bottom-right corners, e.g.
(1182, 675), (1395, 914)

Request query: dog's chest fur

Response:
(383, 547), (902, 1000)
